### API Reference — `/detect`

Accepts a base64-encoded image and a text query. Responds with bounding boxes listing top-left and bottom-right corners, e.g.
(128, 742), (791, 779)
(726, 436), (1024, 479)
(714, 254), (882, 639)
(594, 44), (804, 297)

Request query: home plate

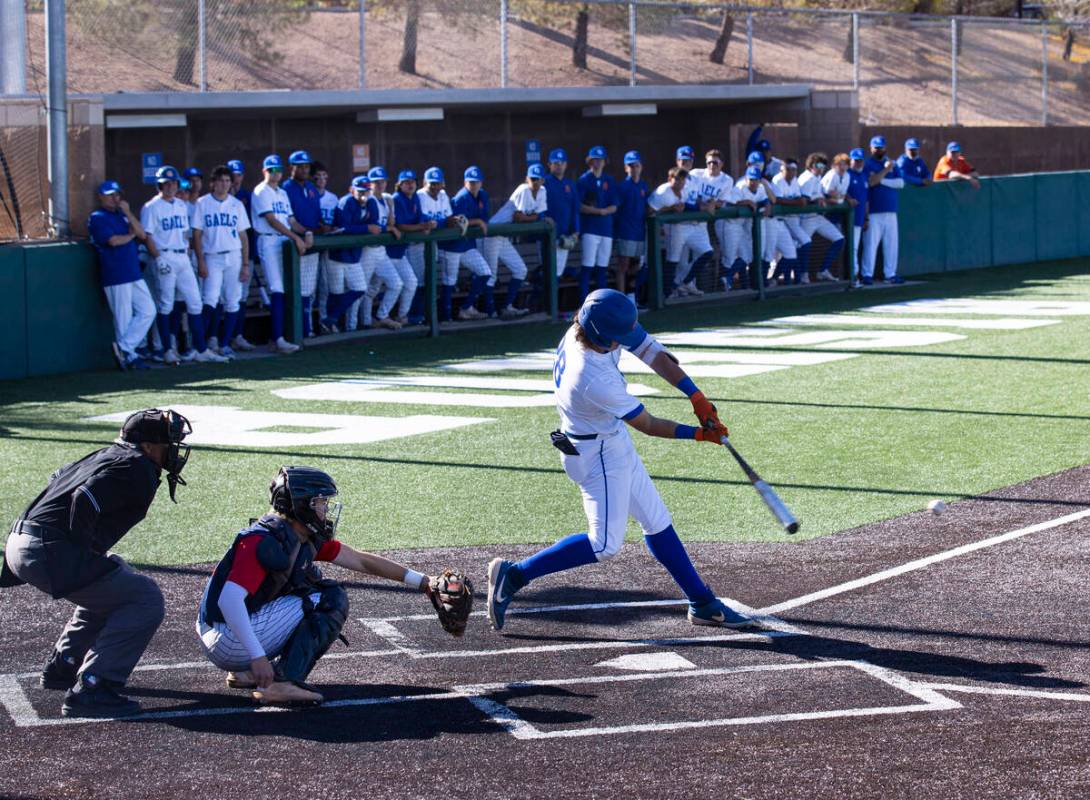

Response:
(596, 652), (697, 671)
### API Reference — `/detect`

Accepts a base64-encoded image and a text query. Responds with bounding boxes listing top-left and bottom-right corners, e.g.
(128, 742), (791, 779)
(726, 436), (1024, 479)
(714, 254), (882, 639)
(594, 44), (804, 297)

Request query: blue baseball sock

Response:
(221, 311), (239, 345)
(322, 293), (343, 325)
(483, 283), (497, 315)
(201, 304), (216, 338)
(644, 525), (715, 604)
(578, 267), (593, 302)
(503, 277), (523, 309)
(270, 292), (285, 341)
(796, 243), (812, 282)
(156, 313), (171, 353)
(301, 296), (313, 337)
(820, 238), (844, 273)
(634, 266), (648, 291)
(463, 275), (488, 310)
(231, 302), (247, 341)
(409, 287), (424, 318)
(512, 532), (598, 588)
(187, 313), (207, 352)
(440, 285), (453, 321)
(594, 266), (608, 290)
(562, 265), (581, 279)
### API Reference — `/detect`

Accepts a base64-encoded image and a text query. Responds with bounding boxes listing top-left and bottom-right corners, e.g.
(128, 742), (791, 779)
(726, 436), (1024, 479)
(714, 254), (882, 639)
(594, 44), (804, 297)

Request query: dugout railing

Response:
(646, 201), (855, 307)
(279, 221), (557, 342)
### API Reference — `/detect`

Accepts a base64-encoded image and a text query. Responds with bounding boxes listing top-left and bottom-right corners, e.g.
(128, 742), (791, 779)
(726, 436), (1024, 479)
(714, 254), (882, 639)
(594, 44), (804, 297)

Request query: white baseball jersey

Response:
(648, 183), (684, 212)
(140, 196), (191, 251)
(553, 325), (654, 436)
(821, 169), (850, 199)
(488, 183), (547, 225)
(192, 193), (250, 253)
(186, 200), (198, 226)
(251, 181), (294, 235)
(798, 170), (827, 203)
(732, 179), (769, 205)
(771, 173), (802, 200)
(688, 169), (731, 205)
(318, 189), (339, 227)
(417, 188), (453, 223)
(678, 172), (706, 210)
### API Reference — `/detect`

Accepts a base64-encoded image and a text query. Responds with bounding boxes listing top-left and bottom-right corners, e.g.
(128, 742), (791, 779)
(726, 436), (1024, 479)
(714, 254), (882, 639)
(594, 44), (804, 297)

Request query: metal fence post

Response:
(500, 0), (508, 89)
(852, 13), (860, 91)
(647, 217), (664, 310)
(359, 0), (366, 90)
(45, 0), (68, 237)
(1041, 21), (1049, 126)
(543, 228), (558, 319)
(752, 209), (765, 301)
(951, 18), (958, 126)
(198, 0), (206, 91)
(426, 239), (439, 337)
(628, 3), (637, 87)
(746, 13), (754, 85)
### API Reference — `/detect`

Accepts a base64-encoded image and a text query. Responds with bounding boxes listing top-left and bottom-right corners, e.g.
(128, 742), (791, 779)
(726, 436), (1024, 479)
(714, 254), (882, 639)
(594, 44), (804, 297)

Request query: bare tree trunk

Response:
(399, 0), (420, 74)
(710, 13), (734, 64)
(573, 6), (589, 69)
(1063, 28), (1074, 62)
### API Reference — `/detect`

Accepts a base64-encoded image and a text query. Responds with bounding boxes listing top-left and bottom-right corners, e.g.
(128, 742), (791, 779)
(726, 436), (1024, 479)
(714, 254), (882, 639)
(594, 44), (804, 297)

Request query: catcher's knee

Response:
(315, 583), (349, 629)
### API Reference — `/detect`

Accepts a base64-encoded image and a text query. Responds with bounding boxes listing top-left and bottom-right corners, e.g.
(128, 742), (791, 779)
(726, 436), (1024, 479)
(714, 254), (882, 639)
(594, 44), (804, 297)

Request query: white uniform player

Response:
(141, 166), (225, 363)
(690, 152), (734, 280)
(356, 174), (404, 331)
(481, 165), (546, 319)
(315, 167), (340, 321)
(484, 289), (754, 633)
(756, 173), (798, 267)
(769, 165), (809, 283)
(719, 168), (768, 288)
(798, 156), (846, 282)
(192, 165), (251, 359)
(251, 154), (305, 353)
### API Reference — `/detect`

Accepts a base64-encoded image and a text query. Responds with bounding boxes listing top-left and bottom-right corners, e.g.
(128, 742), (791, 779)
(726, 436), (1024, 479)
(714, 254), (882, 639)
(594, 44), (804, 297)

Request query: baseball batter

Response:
(191, 165), (251, 359)
(251, 154), (306, 353)
(486, 289), (753, 632)
(577, 146), (618, 303)
(481, 163), (546, 319)
(141, 166), (227, 364)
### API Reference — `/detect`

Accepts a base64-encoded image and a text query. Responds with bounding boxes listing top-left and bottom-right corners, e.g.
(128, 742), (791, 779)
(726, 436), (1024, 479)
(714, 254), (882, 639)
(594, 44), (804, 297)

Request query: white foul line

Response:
(919, 683), (1090, 703)
(759, 508), (1090, 617)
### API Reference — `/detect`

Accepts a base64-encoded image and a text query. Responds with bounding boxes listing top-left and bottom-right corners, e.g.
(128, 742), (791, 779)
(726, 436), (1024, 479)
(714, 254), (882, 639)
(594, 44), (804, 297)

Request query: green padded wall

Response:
(0, 246), (28, 381)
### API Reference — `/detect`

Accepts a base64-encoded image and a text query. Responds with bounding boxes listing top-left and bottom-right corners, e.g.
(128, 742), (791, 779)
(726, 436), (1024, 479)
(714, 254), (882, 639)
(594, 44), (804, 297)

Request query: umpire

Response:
(0, 409), (192, 718)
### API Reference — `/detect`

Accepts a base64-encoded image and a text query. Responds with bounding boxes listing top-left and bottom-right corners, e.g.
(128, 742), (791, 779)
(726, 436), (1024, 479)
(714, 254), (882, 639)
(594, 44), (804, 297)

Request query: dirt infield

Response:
(2, 466), (1089, 800)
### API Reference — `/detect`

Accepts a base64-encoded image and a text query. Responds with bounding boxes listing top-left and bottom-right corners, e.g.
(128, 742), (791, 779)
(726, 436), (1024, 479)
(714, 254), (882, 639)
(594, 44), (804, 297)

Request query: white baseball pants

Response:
(196, 592), (321, 672)
(441, 248), (491, 287)
(257, 234), (287, 294)
(781, 216), (810, 248)
(763, 218), (797, 262)
(559, 428), (672, 561)
(324, 256), (347, 294)
(388, 256), (419, 319)
(154, 251), (202, 314)
(482, 236), (528, 286)
(555, 245), (570, 276)
(861, 212), (899, 279)
(581, 233), (612, 268)
(201, 251), (245, 312)
(718, 219), (752, 265)
(800, 214), (845, 243)
(300, 251), (320, 297)
(665, 222), (712, 263)
(102, 279), (155, 357)
(406, 243), (426, 284)
(366, 248), (404, 321)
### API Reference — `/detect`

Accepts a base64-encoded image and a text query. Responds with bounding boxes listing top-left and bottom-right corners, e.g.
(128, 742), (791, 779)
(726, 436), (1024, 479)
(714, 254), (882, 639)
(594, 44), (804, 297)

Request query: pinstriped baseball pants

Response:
(197, 592), (321, 672)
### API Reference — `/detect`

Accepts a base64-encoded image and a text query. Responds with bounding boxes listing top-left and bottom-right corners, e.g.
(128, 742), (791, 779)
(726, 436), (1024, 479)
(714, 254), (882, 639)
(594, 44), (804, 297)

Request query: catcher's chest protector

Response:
(247, 516), (321, 611)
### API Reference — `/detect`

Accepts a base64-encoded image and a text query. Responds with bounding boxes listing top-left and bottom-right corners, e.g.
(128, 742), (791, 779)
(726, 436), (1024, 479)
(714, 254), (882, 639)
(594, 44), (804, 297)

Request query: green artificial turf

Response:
(2, 261), (1088, 565)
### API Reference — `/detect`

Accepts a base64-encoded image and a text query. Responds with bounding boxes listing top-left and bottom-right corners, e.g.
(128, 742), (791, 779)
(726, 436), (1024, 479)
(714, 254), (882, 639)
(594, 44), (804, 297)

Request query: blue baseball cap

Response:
(183, 167), (202, 179)
(179, 179), (192, 191)
(905, 138), (921, 150)
(676, 145), (695, 160)
(527, 163), (547, 179)
(397, 169), (417, 183)
(97, 180), (121, 195)
(548, 148), (568, 163)
(424, 166), (444, 184)
(351, 175), (372, 190)
(757, 139), (772, 150)
(745, 166), (762, 180)
(227, 159), (245, 174)
(870, 135), (886, 148)
(288, 150), (312, 165)
(850, 148), (866, 160)
(263, 154), (283, 170)
(947, 141), (961, 152)
(623, 150), (642, 166)
(586, 145), (607, 160)
(746, 151), (764, 165)
(368, 166), (387, 181)
(464, 165), (483, 182)
(155, 166), (180, 183)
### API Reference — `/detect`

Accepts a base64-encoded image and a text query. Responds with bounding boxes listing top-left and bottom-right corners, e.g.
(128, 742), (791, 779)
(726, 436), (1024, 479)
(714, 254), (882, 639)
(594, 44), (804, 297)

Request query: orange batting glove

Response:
(694, 424), (728, 445)
(690, 391), (722, 429)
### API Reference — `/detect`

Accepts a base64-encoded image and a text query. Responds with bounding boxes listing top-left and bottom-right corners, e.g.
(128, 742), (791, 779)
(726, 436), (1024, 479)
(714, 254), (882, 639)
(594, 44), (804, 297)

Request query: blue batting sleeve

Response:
(677, 377), (699, 397)
(674, 424), (698, 439)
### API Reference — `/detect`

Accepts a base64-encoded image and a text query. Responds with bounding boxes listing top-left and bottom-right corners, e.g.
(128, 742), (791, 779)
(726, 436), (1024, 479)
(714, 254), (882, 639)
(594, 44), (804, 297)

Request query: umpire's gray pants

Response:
(4, 532), (165, 685)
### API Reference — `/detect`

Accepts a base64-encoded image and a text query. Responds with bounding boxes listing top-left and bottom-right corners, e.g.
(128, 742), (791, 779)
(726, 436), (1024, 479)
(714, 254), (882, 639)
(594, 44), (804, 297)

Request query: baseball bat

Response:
(720, 436), (800, 534)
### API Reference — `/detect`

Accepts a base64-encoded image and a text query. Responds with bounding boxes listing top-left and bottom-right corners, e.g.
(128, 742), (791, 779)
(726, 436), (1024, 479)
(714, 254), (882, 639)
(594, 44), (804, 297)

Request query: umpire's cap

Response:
(288, 150), (312, 165)
(548, 148), (568, 163)
(578, 289), (646, 350)
(155, 166), (180, 184)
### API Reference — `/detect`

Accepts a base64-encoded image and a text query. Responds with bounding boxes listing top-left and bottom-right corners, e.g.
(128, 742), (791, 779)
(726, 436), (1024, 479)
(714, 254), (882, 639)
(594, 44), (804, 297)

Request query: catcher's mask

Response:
(117, 408), (192, 502)
(269, 466), (342, 545)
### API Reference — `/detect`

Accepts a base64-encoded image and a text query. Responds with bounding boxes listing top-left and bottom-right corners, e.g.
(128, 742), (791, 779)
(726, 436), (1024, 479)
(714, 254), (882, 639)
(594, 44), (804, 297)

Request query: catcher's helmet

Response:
(117, 408), (192, 502)
(270, 466), (342, 544)
(577, 289), (646, 350)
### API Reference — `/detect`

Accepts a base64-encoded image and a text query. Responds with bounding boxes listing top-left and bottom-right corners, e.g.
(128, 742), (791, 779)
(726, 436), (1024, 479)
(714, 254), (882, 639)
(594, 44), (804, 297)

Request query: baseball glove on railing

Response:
(454, 214), (470, 237)
(428, 570), (473, 637)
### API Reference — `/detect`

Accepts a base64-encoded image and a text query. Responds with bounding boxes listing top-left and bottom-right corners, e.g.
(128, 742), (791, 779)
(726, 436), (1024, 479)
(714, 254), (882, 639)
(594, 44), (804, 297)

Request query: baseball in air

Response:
(928, 499), (947, 515)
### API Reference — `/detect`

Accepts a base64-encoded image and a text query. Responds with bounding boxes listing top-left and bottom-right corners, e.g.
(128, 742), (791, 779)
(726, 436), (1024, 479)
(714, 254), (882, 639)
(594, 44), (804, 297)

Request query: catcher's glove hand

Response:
(428, 570), (474, 637)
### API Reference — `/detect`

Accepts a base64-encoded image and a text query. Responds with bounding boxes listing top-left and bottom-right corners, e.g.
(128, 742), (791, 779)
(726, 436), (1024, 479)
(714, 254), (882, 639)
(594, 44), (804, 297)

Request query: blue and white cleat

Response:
(687, 598), (755, 629)
(487, 558), (516, 631)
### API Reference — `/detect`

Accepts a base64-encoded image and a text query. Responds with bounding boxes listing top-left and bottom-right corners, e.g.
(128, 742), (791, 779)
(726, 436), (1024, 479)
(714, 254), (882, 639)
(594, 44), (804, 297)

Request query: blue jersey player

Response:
(896, 137), (931, 188)
(544, 148), (580, 278)
(576, 146), (619, 303)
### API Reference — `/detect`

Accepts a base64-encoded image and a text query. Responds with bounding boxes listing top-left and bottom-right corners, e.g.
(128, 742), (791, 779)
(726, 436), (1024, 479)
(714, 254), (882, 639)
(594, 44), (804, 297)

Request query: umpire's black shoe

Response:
(61, 675), (141, 719)
(40, 651), (79, 690)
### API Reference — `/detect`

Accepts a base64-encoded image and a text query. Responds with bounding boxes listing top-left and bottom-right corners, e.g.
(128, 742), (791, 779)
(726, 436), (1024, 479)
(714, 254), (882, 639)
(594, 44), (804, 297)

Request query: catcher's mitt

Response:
(428, 570), (473, 637)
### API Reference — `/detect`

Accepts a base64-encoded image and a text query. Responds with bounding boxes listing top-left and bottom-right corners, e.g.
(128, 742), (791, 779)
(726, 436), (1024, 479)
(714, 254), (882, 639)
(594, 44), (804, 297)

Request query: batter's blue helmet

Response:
(850, 148), (866, 160)
(464, 165), (483, 182)
(870, 135), (886, 149)
(548, 148), (568, 163)
(424, 167), (444, 184)
(397, 169), (417, 183)
(227, 159), (245, 174)
(623, 150), (642, 165)
(368, 166), (387, 181)
(578, 289), (646, 350)
(289, 150), (312, 165)
(155, 166), (180, 183)
(527, 163), (546, 179)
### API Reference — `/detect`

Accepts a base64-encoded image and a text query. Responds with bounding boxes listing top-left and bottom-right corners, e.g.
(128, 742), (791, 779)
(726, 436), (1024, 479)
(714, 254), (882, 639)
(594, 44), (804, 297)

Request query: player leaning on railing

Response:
(486, 289), (757, 633)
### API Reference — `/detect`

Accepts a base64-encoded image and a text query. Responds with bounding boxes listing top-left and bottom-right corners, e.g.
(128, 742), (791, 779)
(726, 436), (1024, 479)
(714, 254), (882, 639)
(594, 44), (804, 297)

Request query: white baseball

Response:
(927, 499), (947, 515)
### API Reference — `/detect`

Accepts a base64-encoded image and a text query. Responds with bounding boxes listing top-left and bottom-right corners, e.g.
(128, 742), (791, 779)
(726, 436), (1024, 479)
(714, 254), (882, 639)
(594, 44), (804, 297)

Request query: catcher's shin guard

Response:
(275, 584), (349, 683)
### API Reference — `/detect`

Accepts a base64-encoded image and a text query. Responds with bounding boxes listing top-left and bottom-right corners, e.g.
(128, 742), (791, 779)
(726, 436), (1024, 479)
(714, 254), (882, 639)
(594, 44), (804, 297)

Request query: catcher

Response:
(195, 465), (471, 707)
